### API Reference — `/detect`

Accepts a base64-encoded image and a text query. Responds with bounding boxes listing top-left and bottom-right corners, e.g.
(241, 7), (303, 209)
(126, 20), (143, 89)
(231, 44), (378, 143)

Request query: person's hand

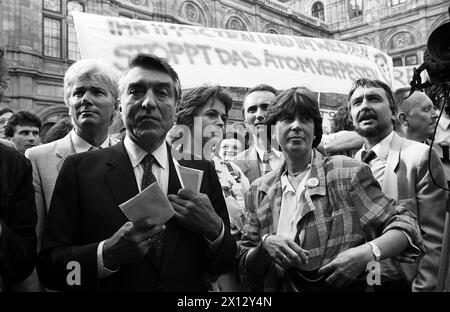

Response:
(262, 235), (309, 269)
(102, 219), (165, 269)
(318, 244), (372, 288)
(168, 188), (222, 241)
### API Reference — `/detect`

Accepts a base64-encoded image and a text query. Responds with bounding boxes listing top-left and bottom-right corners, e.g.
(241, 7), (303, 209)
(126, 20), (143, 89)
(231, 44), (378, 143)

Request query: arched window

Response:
(67, 1), (84, 61)
(348, 0), (363, 18)
(42, 0), (84, 60)
(311, 2), (325, 21)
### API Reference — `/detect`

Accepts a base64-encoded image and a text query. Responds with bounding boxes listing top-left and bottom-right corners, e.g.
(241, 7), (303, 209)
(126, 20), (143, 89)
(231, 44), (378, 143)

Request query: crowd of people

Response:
(0, 52), (449, 292)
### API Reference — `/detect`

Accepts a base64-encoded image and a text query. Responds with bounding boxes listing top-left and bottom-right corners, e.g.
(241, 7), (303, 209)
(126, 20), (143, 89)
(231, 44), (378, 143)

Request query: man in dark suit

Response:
(37, 53), (236, 291)
(0, 144), (37, 292)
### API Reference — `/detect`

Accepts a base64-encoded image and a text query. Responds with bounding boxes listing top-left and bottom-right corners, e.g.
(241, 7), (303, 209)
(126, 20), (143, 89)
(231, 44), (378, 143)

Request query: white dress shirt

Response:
(277, 169), (310, 240)
(360, 131), (394, 186)
(276, 151), (312, 240)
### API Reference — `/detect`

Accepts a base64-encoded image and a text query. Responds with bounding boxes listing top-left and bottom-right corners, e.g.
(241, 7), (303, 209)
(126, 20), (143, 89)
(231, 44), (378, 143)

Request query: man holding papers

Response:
(37, 53), (236, 291)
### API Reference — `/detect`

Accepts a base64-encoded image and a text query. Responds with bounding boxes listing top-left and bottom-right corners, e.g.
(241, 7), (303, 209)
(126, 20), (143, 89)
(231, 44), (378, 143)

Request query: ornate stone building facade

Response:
(0, 0), (448, 128)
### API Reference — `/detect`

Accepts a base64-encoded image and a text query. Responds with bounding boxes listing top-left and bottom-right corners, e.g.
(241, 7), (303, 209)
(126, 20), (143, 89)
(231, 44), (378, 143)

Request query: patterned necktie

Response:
(141, 154), (157, 189)
(261, 151), (272, 176)
(361, 150), (377, 164)
(141, 154), (164, 260)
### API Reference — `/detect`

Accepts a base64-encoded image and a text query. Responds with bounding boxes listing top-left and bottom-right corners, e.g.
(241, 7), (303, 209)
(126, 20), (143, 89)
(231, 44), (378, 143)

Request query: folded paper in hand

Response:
(175, 163), (203, 193)
(119, 182), (174, 224)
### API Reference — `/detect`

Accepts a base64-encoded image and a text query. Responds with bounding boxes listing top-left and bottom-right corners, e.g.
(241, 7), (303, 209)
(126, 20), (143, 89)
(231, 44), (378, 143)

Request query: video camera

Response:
(410, 5), (450, 92)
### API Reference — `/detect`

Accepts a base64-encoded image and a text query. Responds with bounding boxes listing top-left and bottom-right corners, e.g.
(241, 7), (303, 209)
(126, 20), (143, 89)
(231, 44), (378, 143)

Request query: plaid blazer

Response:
(238, 150), (425, 290)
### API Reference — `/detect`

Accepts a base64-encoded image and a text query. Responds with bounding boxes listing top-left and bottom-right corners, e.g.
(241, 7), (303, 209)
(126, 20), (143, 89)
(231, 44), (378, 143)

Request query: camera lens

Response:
(428, 22), (450, 64)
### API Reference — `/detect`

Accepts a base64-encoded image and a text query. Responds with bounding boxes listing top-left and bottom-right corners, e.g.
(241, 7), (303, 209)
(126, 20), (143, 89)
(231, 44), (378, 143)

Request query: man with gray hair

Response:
(23, 59), (120, 291)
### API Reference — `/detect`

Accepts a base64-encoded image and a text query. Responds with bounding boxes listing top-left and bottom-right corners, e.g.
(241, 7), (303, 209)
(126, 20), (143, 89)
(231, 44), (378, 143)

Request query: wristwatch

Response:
(367, 241), (381, 262)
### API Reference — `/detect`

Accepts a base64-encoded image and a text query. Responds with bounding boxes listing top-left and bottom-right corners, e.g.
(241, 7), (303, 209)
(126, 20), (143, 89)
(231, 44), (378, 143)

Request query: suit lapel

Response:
(260, 164), (284, 234)
(104, 142), (163, 270)
(263, 180), (282, 235)
(382, 132), (401, 199)
(248, 147), (261, 182)
(55, 133), (76, 172)
(104, 142), (139, 211)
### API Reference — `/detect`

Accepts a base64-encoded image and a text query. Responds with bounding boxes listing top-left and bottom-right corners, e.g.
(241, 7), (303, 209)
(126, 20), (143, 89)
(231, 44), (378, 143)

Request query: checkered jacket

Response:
(238, 150), (425, 290)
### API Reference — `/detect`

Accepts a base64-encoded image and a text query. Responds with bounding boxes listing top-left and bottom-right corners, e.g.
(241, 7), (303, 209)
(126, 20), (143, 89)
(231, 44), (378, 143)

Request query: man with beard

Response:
(348, 78), (446, 292)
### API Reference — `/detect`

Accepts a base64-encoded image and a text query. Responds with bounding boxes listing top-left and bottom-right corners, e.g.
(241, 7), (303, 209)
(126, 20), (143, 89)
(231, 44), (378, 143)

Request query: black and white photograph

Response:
(1, 0), (450, 305)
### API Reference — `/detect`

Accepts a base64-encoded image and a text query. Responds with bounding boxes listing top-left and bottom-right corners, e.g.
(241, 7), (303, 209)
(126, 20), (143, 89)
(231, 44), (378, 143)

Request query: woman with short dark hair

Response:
(239, 87), (424, 292)
(173, 85), (250, 291)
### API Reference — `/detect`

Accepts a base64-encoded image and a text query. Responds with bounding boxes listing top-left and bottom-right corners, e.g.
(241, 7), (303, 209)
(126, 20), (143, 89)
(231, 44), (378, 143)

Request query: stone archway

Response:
(382, 25), (422, 52)
(38, 105), (69, 123)
(263, 23), (283, 35)
(223, 9), (252, 31)
(37, 105), (70, 143)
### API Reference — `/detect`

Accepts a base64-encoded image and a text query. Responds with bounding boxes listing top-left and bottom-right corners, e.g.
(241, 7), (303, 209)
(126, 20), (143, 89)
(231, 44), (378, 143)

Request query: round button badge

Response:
(307, 177), (319, 188)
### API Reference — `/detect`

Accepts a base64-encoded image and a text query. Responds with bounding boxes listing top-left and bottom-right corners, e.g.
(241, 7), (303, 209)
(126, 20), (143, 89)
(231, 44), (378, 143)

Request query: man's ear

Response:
(109, 110), (116, 123)
(397, 112), (408, 126)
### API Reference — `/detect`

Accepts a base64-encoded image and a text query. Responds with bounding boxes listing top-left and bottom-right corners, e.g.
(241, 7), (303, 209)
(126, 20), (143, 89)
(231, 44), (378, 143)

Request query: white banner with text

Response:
(73, 12), (394, 94)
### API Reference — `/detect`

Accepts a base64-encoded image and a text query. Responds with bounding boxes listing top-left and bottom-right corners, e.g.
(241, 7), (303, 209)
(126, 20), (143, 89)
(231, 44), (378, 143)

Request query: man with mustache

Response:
(24, 59), (120, 291)
(348, 78), (446, 292)
(394, 87), (438, 143)
(37, 53), (235, 291)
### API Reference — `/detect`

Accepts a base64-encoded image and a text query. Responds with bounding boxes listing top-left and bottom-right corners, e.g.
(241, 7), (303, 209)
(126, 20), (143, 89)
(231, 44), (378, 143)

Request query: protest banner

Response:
(320, 108), (336, 134)
(393, 66), (415, 90)
(73, 12), (394, 94)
